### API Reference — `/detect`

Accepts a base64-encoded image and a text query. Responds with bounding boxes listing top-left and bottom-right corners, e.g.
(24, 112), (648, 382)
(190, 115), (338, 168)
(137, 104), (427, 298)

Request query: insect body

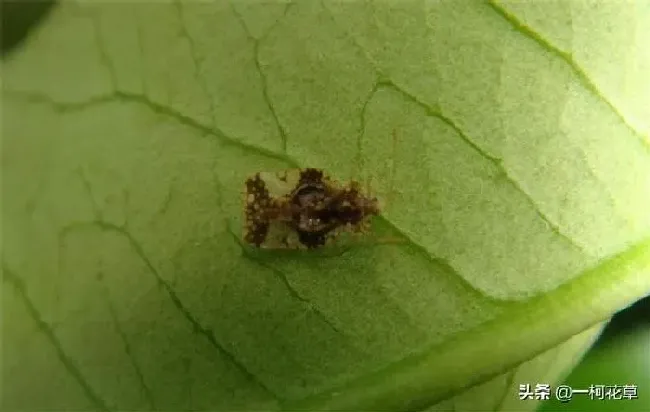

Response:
(243, 168), (380, 249)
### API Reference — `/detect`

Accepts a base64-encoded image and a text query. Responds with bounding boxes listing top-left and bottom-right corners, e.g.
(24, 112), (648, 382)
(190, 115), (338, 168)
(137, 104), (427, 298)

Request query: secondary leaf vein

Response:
(175, 0), (218, 129)
(57, 221), (280, 400)
(2, 264), (112, 412)
(100, 279), (157, 409)
(487, 0), (650, 152)
(377, 79), (590, 257)
(229, 1), (293, 153)
(226, 226), (343, 335)
(8, 89), (581, 301)
(4, 89), (293, 165)
(492, 369), (516, 412)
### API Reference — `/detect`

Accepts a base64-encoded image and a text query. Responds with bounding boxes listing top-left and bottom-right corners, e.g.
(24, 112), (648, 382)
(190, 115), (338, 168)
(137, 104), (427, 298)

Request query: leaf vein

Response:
(58, 221), (281, 401)
(3, 89), (293, 165)
(2, 263), (112, 412)
(100, 280), (157, 409)
(74, 6), (118, 90)
(8, 89), (581, 299)
(487, 0), (650, 152)
(355, 79), (382, 183)
(492, 369), (516, 412)
(175, 0), (218, 129)
(226, 226), (343, 335)
(377, 80), (590, 257)
(229, 1), (293, 153)
(280, 236), (650, 411)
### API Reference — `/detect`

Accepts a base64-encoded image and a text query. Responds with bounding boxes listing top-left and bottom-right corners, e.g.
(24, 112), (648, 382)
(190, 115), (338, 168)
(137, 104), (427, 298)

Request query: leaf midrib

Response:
(281, 237), (650, 411)
(7, 87), (646, 308)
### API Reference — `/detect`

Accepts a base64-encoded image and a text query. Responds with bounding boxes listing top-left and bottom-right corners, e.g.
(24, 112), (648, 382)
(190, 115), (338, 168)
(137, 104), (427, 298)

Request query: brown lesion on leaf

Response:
(298, 168), (325, 186)
(243, 168), (385, 250)
(243, 173), (272, 246)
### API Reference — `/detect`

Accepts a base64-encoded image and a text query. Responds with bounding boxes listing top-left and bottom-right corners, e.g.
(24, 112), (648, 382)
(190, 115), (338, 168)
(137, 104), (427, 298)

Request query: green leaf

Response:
(425, 322), (606, 412)
(539, 318), (650, 412)
(2, 1), (649, 411)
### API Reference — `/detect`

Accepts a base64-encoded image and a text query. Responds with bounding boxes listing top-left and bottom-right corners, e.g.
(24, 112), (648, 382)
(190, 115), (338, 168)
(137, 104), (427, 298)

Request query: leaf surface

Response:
(2, 1), (650, 411)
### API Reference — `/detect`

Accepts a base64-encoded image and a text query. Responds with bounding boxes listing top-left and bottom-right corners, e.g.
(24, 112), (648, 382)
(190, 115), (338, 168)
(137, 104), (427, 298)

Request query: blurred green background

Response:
(2, 2), (648, 411)
(539, 295), (649, 412)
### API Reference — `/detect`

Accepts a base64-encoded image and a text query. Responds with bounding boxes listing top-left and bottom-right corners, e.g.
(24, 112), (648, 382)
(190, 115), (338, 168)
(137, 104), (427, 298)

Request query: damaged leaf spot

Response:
(243, 168), (382, 249)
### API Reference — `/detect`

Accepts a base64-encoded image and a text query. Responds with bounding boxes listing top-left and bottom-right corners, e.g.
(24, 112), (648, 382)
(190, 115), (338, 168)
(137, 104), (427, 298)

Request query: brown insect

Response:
(243, 168), (386, 249)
